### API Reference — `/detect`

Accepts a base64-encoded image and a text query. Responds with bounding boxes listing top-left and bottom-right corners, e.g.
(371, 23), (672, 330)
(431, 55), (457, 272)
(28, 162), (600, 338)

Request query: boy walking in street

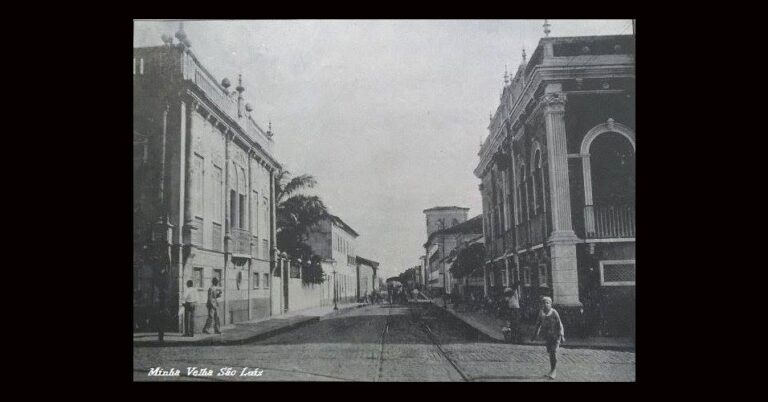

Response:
(182, 280), (198, 337)
(202, 277), (222, 334)
(532, 296), (565, 379)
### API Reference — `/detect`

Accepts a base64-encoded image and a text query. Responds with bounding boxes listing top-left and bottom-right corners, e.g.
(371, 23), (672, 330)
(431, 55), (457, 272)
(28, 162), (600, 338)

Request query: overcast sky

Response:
(134, 19), (633, 279)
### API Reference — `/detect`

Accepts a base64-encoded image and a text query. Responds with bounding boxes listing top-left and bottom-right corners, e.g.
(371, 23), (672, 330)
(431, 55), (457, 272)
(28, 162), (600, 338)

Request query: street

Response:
(134, 303), (635, 382)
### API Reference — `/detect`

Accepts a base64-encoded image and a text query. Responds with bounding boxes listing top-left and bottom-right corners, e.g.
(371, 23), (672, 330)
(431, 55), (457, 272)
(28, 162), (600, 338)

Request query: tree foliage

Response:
(449, 243), (485, 279)
(275, 170), (329, 284)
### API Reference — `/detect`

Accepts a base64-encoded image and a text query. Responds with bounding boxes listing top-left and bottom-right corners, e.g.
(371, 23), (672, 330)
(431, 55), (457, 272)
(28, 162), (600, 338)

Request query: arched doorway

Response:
(581, 121), (635, 239)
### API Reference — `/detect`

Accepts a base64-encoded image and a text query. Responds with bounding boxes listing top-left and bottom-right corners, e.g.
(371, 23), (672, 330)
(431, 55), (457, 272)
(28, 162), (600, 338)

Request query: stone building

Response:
(355, 256), (380, 300)
(305, 214), (361, 306)
(133, 26), (281, 333)
(422, 207), (478, 295)
(475, 32), (635, 336)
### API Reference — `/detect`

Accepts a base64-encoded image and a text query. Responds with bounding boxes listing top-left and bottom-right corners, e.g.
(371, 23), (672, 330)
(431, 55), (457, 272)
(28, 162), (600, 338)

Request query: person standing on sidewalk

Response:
(502, 285), (521, 343)
(532, 296), (565, 379)
(202, 277), (222, 334)
(182, 280), (198, 337)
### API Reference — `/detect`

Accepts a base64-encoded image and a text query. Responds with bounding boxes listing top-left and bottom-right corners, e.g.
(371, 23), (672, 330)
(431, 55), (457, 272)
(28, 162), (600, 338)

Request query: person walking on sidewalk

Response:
(532, 296), (565, 379)
(182, 280), (198, 337)
(202, 277), (222, 334)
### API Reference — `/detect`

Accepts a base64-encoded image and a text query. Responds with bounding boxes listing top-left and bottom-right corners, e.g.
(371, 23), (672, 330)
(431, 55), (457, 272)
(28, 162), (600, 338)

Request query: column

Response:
(224, 130), (232, 253)
(542, 86), (581, 308)
(582, 154), (595, 236)
(182, 99), (199, 244)
(482, 263), (489, 297)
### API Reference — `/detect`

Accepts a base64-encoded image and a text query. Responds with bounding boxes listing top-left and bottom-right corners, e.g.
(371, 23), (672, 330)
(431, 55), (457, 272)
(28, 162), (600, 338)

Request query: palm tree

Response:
(274, 170), (329, 268)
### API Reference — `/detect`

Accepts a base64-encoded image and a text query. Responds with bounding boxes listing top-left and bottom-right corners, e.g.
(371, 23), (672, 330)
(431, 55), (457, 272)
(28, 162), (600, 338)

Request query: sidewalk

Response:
(435, 300), (634, 352)
(134, 302), (366, 347)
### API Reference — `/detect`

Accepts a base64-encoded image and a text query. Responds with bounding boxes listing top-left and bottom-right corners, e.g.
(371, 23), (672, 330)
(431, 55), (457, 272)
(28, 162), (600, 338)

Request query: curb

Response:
(441, 305), (635, 352)
(134, 304), (366, 348)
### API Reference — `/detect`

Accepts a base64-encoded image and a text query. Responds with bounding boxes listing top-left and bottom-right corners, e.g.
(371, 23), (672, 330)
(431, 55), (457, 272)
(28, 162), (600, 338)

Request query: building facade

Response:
(422, 207), (474, 296)
(475, 34), (635, 337)
(355, 256), (380, 300)
(306, 215), (361, 305)
(134, 26), (281, 333)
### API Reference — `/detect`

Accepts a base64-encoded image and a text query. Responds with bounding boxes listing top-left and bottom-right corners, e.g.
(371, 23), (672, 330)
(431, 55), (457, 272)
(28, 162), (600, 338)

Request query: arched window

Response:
(581, 120), (636, 238)
(590, 133), (635, 206)
(519, 164), (528, 222)
(533, 150), (544, 215)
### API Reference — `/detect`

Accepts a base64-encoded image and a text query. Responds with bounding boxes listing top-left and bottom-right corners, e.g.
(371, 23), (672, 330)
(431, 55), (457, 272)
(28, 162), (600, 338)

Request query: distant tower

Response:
(424, 206), (470, 237)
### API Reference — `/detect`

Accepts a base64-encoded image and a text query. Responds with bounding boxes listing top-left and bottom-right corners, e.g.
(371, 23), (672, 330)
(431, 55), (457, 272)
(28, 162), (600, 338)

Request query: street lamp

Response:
(331, 259), (338, 310)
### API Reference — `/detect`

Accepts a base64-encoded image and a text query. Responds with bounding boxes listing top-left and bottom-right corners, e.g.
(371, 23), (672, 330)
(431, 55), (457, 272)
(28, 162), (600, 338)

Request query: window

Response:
(519, 165), (528, 222)
(193, 267), (204, 289)
(600, 260), (636, 286)
(538, 264), (548, 287)
(501, 269), (507, 286)
(212, 166), (223, 223)
(262, 197), (268, 235)
(252, 191), (259, 235)
(213, 269), (223, 287)
(230, 190), (237, 228)
(239, 193), (247, 229)
(253, 272), (260, 289)
(193, 154), (204, 218)
(522, 266), (531, 286)
(212, 223), (222, 252)
(534, 150), (544, 214)
(264, 274), (269, 288)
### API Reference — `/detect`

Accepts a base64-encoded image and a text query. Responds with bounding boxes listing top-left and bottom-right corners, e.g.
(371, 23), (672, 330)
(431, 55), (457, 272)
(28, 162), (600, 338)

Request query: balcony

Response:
(230, 227), (252, 255)
(584, 204), (635, 239)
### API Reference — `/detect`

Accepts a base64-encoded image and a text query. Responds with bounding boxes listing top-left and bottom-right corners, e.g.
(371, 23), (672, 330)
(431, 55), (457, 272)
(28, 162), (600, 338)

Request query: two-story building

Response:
(423, 206), (475, 296)
(475, 32), (635, 337)
(305, 214), (365, 306)
(134, 25), (281, 333)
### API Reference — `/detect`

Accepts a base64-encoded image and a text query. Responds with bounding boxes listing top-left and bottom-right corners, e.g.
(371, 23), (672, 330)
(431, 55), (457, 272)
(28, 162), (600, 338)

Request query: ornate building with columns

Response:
(475, 33), (635, 337)
(133, 26), (282, 333)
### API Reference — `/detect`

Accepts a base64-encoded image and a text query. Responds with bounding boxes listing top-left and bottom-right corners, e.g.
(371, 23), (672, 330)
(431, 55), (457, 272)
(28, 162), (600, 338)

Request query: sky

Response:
(134, 19), (633, 279)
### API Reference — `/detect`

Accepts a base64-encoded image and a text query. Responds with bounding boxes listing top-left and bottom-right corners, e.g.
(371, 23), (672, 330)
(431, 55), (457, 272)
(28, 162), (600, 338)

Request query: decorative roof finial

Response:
(236, 73), (245, 93)
(504, 65), (509, 85)
(522, 46), (527, 63)
(175, 22), (191, 48)
(267, 120), (273, 138)
(543, 19), (551, 37)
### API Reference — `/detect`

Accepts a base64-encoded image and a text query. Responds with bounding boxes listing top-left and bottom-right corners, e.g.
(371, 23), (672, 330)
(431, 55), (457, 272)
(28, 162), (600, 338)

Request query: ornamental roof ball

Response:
(245, 103), (253, 112)
(280, 251), (288, 258)
(161, 33), (172, 44)
(221, 78), (231, 89)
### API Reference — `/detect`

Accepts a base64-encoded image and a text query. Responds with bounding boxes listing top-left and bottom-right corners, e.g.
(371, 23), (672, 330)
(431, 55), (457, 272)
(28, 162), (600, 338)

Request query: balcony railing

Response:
(230, 227), (252, 255)
(585, 204), (635, 239)
(183, 51), (274, 154)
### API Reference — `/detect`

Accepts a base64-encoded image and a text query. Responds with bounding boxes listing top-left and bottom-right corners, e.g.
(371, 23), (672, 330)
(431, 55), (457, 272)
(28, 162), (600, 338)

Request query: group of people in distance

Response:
(502, 283), (565, 379)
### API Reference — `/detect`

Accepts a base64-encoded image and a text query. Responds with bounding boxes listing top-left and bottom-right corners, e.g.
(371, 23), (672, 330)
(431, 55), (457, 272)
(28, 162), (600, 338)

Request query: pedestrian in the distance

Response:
(531, 296), (565, 379)
(202, 277), (222, 334)
(182, 280), (198, 337)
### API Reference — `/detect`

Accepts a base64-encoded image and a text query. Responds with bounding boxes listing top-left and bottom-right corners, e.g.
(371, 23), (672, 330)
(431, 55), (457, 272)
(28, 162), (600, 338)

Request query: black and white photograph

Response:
(133, 19), (636, 382)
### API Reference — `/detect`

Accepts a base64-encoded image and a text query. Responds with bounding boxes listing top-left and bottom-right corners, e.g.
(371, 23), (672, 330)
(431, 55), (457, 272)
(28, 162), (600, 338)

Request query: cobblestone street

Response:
(134, 303), (635, 382)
